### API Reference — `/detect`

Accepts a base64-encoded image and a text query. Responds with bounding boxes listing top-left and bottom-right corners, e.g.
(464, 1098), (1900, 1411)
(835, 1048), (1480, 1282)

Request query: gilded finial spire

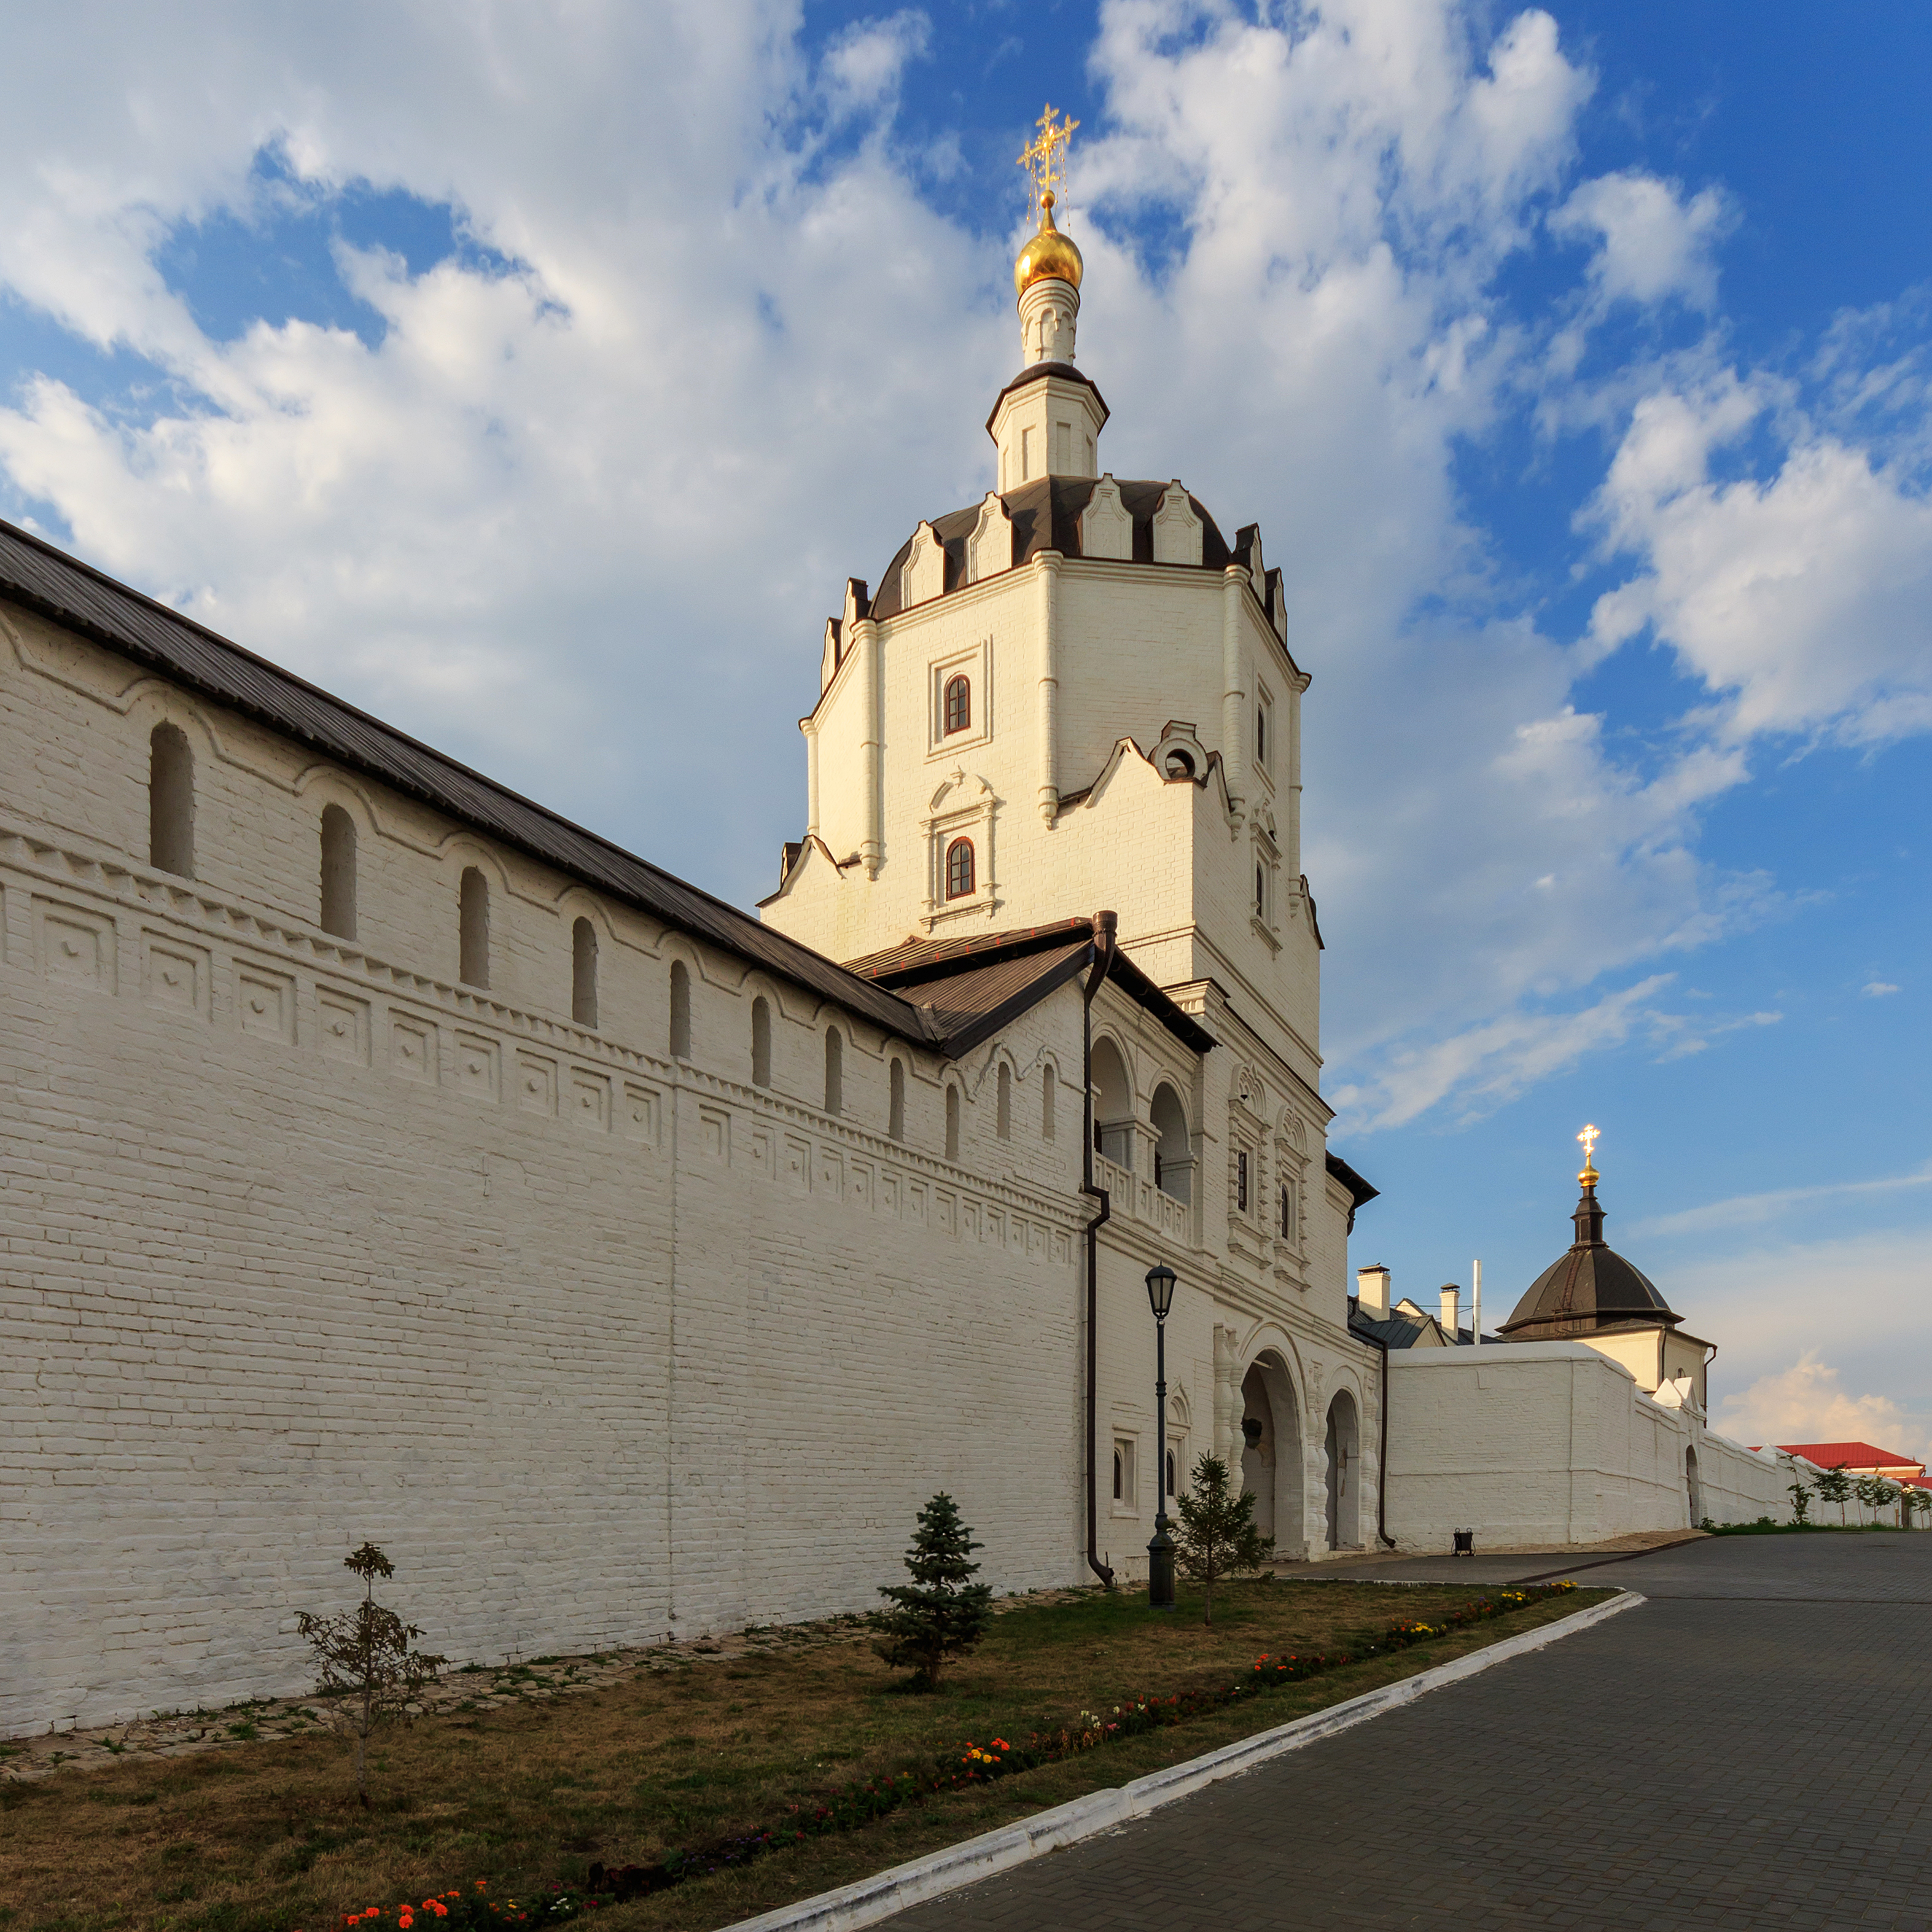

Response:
(1018, 103), (1079, 218)
(1577, 1123), (1601, 1187)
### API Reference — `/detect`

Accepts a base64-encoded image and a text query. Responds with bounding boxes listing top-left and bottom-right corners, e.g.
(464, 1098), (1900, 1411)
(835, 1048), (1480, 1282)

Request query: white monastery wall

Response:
(0, 608), (1093, 1734)
(1384, 1343), (1794, 1551)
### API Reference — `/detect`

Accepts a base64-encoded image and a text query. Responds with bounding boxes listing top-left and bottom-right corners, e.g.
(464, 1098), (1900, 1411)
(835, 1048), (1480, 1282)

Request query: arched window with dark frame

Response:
(824, 1026), (843, 1116)
(888, 1058), (906, 1140)
(751, 995), (773, 1087)
(943, 674), (971, 735)
(945, 837), (975, 900)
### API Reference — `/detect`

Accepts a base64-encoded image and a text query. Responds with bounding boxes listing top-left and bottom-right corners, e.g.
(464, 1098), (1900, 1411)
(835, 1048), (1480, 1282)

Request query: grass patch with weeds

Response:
(2, 1579), (1607, 1932)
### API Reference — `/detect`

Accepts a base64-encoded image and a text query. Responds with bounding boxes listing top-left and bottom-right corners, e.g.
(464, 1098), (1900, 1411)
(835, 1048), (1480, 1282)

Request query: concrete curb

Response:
(723, 1587), (1645, 1932)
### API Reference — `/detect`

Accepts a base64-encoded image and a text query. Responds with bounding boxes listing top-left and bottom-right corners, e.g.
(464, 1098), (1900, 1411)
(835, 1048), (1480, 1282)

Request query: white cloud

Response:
(1715, 1352), (1926, 1468)
(1585, 373), (1932, 746)
(0, 0), (1916, 1139)
(1863, 980), (1902, 997)
(1630, 1159), (1932, 1238)
(1550, 169), (1732, 311)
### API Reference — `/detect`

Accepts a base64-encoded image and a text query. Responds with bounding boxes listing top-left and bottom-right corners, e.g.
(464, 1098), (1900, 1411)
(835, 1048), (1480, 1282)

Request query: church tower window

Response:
(889, 1057), (906, 1140)
(945, 837), (976, 899)
(1042, 1065), (1056, 1140)
(824, 1026), (844, 1116)
(149, 723), (194, 879)
(669, 959), (691, 1059)
(459, 868), (490, 989)
(572, 917), (598, 1028)
(943, 675), (971, 735)
(319, 805), (356, 940)
(997, 1061), (1012, 1140)
(945, 1083), (961, 1160)
(752, 996), (773, 1087)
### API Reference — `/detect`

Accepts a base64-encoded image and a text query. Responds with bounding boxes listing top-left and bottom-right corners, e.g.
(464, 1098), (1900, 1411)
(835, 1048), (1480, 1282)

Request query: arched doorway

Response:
(1686, 1445), (1703, 1526)
(1325, 1391), (1361, 1549)
(1241, 1354), (1304, 1557)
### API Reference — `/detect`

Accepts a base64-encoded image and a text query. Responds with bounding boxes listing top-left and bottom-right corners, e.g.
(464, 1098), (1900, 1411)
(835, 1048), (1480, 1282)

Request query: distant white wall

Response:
(1384, 1341), (1794, 1552)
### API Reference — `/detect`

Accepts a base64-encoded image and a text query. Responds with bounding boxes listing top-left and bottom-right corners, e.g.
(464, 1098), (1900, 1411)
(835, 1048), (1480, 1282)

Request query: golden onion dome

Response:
(1014, 193), (1083, 296)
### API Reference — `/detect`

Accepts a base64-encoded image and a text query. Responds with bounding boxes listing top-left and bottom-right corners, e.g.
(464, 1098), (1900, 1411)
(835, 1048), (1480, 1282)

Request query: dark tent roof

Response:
(1499, 1183), (1680, 1339)
(867, 477), (1233, 620)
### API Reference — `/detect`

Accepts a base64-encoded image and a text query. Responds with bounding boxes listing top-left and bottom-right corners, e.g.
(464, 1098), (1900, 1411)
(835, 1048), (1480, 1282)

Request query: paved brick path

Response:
(884, 1535), (1932, 1932)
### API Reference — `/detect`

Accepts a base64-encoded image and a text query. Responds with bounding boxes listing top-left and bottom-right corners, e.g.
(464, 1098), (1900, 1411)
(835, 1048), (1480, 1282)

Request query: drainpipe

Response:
(1081, 910), (1118, 1589)
(1365, 1323), (1397, 1549)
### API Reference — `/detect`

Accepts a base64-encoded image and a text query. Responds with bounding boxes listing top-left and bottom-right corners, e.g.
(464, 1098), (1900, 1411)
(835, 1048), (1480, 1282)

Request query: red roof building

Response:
(1775, 1441), (1925, 1479)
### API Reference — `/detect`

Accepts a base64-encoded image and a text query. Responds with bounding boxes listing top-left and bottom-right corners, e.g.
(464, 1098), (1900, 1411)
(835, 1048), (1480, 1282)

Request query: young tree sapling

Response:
(1174, 1454), (1274, 1627)
(295, 1542), (446, 1806)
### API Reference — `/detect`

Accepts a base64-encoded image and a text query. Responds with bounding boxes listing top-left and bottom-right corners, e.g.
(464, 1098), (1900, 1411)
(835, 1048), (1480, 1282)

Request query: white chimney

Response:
(1439, 1285), (1462, 1338)
(1357, 1264), (1391, 1319)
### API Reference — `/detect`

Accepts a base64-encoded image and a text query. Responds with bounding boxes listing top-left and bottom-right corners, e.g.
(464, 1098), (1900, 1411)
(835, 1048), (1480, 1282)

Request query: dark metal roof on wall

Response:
(0, 515), (953, 1048)
(850, 919), (1218, 1056)
(868, 477), (1233, 621)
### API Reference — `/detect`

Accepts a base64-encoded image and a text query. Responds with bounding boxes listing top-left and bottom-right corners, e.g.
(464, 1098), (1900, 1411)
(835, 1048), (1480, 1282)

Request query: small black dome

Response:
(1498, 1183), (1679, 1340)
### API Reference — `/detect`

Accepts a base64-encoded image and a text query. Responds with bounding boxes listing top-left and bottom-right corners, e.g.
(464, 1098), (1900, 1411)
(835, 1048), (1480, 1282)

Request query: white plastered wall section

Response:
(1383, 1344), (1795, 1551)
(0, 607), (1090, 1733)
(1085, 978), (1379, 1573)
(770, 558), (1318, 1093)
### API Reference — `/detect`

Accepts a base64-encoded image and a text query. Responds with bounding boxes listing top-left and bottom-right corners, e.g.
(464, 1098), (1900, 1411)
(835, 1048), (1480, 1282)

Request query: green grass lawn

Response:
(1, 1579), (1608, 1932)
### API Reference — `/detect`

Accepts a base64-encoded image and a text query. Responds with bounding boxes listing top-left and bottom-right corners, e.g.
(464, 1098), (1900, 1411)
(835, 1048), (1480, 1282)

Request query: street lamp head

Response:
(1144, 1263), (1177, 1320)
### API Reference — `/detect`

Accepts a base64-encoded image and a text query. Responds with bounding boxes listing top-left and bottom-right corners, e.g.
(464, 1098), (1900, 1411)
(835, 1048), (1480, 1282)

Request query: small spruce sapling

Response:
(1813, 1464), (1854, 1525)
(874, 1494), (993, 1691)
(295, 1543), (446, 1806)
(1174, 1454), (1274, 1627)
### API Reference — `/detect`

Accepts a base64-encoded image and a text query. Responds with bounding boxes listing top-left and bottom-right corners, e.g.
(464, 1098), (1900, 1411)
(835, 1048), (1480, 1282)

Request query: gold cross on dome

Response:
(1578, 1123), (1600, 1173)
(1018, 103), (1079, 210)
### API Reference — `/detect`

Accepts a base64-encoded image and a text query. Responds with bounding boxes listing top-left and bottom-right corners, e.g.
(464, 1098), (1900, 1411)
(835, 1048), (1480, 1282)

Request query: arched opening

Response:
(1091, 1036), (1133, 1170)
(945, 1083), (961, 1161)
(1041, 1064), (1056, 1140)
(1240, 1366), (1277, 1543)
(1163, 748), (1195, 780)
(319, 804), (356, 939)
(669, 959), (691, 1059)
(1241, 1354), (1303, 1554)
(1278, 1177), (1298, 1243)
(888, 1058), (906, 1140)
(149, 723), (195, 878)
(1325, 1390), (1361, 1551)
(572, 917), (598, 1028)
(824, 1026), (843, 1115)
(945, 836), (975, 899)
(751, 997), (773, 1087)
(458, 868), (490, 989)
(1686, 1446), (1704, 1527)
(996, 1061), (1012, 1140)
(943, 675), (971, 735)
(1151, 1083), (1191, 1202)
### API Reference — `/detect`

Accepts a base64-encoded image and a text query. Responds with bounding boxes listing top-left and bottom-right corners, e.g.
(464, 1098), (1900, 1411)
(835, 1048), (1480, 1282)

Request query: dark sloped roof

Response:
(850, 918), (1217, 1056)
(1499, 1183), (1680, 1338)
(868, 477), (1232, 621)
(983, 360), (1108, 429)
(900, 939), (1094, 1058)
(1349, 1305), (1439, 1350)
(0, 515), (946, 1046)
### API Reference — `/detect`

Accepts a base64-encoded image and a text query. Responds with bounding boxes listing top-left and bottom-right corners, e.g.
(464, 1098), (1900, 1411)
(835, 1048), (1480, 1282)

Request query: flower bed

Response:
(317, 1582), (1578, 1926)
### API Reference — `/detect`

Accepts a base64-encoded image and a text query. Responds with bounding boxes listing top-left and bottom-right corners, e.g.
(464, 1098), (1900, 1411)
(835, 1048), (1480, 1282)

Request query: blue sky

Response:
(1, 1), (1927, 1454)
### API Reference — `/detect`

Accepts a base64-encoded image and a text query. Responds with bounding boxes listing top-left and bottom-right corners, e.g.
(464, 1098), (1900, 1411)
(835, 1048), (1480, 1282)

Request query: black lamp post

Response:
(1145, 1263), (1178, 1610)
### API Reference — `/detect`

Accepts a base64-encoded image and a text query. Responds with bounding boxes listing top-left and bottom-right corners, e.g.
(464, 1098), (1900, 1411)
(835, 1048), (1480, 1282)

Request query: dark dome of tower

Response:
(1498, 1178), (1680, 1341)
